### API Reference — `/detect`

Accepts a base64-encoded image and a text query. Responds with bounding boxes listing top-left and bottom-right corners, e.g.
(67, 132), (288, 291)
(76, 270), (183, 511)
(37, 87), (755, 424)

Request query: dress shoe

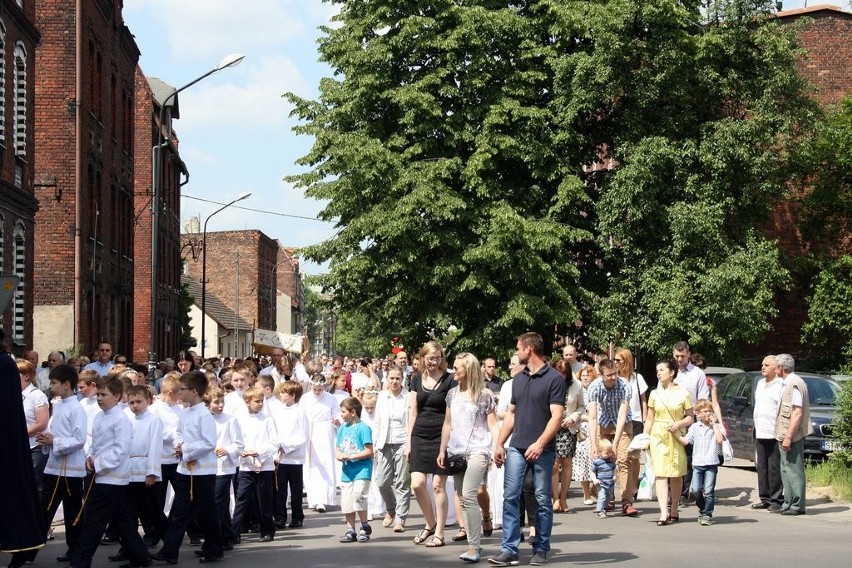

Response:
(780, 509), (804, 516)
(198, 555), (223, 564)
(258, 535), (274, 543)
(189, 537), (202, 546)
(287, 521), (303, 528)
(109, 553), (129, 562)
(56, 554), (72, 563)
(750, 502), (770, 509)
(142, 537), (159, 549)
(150, 552), (178, 565)
(101, 536), (120, 545)
(768, 504), (783, 513)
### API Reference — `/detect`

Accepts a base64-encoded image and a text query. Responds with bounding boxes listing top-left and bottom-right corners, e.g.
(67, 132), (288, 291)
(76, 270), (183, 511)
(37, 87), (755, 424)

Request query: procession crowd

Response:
(10, 335), (812, 567)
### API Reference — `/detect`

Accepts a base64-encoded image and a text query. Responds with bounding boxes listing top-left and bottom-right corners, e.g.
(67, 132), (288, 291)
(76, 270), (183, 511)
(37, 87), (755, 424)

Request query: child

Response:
(258, 374), (282, 417)
(272, 381), (308, 528)
(72, 376), (151, 568)
(145, 372), (182, 548)
(330, 369), (350, 406)
(124, 385), (165, 550)
(230, 386), (279, 543)
(223, 363), (252, 417)
(591, 438), (616, 519)
(302, 374), (340, 512)
(34, 364), (87, 564)
(204, 386), (244, 550)
(154, 371), (224, 564)
(335, 397), (374, 543)
(357, 391), (385, 521)
(676, 399), (725, 526)
(77, 369), (101, 453)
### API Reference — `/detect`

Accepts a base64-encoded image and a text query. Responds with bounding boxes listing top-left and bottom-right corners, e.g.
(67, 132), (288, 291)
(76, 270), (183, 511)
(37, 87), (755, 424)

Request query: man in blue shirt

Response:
(490, 333), (566, 567)
(83, 342), (114, 377)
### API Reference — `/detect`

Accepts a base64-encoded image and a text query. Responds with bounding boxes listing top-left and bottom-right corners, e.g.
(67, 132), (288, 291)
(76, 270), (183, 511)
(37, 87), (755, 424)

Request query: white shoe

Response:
(583, 499), (594, 506)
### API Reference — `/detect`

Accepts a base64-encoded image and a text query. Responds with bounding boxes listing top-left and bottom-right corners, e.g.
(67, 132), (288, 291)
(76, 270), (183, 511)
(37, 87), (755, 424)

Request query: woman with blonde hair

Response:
(438, 353), (499, 562)
(407, 341), (453, 548)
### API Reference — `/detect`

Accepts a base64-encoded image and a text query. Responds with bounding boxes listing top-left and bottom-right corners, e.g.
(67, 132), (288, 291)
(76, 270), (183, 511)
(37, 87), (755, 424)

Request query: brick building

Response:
(32, 0), (139, 358)
(274, 243), (303, 335)
(0, 1), (39, 354)
(181, 228), (278, 358)
(131, 71), (186, 363)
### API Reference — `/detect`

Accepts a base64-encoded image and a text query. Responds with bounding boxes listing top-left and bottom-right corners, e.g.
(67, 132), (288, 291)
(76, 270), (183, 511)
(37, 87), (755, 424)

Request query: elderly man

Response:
(752, 355), (784, 511)
(561, 345), (583, 377)
(586, 358), (638, 518)
(773, 354), (811, 516)
(36, 351), (65, 392)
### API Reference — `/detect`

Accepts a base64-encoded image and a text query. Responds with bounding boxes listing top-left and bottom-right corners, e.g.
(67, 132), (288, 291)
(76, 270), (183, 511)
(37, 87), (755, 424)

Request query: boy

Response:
(146, 372), (182, 548)
(77, 369), (101, 453)
(72, 376), (151, 568)
(154, 371), (224, 564)
(591, 439), (617, 519)
(258, 375), (281, 417)
(35, 364), (87, 563)
(230, 386), (279, 543)
(272, 381), (308, 529)
(676, 399), (725, 526)
(204, 386), (244, 550)
(125, 385), (165, 549)
(335, 397), (374, 543)
(223, 362), (253, 417)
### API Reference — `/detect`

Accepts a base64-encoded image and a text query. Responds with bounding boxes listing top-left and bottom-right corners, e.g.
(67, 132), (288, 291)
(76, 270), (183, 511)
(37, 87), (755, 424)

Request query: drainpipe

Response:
(73, 0), (82, 348)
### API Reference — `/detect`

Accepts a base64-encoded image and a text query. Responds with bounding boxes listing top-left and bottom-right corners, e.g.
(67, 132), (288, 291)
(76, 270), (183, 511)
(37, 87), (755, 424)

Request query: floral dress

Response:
(572, 386), (593, 482)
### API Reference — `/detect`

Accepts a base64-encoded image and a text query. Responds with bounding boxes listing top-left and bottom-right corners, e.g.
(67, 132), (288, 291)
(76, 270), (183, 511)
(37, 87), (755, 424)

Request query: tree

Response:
(178, 281), (196, 351)
(287, 0), (817, 359)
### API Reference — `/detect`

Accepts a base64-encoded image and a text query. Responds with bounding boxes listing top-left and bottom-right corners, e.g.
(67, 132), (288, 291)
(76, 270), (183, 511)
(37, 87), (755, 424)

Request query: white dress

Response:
(302, 390), (340, 508)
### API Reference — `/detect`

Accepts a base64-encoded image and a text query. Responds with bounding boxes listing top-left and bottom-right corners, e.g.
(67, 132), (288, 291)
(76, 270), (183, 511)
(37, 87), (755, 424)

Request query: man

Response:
(83, 342), (114, 377)
(393, 351), (410, 390)
(490, 333), (565, 567)
(752, 355), (784, 511)
(585, 358), (638, 517)
(773, 354), (811, 516)
(561, 344), (583, 377)
(36, 351), (65, 392)
(483, 358), (502, 395)
(113, 354), (128, 366)
(672, 340), (709, 499)
(259, 348), (286, 380)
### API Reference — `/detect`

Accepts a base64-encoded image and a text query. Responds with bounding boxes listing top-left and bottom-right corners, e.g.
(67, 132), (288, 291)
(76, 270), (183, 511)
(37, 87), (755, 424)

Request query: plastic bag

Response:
(637, 450), (656, 501)
(721, 439), (734, 463)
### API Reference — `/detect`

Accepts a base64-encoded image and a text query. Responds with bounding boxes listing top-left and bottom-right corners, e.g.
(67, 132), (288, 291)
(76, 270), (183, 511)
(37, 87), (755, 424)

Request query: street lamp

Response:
(149, 53), (245, 377)
(200, 192), (252, 359)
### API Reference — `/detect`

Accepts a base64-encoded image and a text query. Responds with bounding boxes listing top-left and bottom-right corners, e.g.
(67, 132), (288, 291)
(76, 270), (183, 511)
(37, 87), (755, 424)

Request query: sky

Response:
(122, 0), (822, 276)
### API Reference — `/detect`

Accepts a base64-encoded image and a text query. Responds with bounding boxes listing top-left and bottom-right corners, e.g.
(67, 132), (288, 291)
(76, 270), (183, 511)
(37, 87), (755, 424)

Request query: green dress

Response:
(648, 385), (693, 477)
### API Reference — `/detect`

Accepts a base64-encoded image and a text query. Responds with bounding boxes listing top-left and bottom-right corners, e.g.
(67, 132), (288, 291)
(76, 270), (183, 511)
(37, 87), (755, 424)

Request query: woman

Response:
(407, 341), (453, 548)
(615, 348), (648, 502)
(354, 358), (381, 392)
(373, 365), (410, 532)
(438, 353), (500, 562)
(175, 350), (197, 374)
(19, 360), (49, 501)
(644, 359), (694, 525)
(572, 365), (597, 505)
(551, 359), (585, 513)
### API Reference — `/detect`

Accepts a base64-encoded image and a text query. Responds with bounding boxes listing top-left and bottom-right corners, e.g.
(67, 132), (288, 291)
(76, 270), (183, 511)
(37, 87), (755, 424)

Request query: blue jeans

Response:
(596, 483), (613, 513)
(501, 447), (556, 555)
(691, 465), (718, 517)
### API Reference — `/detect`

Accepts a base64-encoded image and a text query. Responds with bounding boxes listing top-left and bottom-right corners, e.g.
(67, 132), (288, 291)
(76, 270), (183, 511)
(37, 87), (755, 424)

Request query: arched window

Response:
(14, 43), (27, 156)
(12, 222), (25, 342)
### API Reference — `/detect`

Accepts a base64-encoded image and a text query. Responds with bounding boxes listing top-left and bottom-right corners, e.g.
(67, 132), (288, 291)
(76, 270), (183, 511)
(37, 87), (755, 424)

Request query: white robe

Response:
(302, 390), (340, 507)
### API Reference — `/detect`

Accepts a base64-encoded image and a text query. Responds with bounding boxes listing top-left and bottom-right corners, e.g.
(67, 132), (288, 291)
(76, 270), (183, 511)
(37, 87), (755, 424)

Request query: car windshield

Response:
(804, 377), (838, 405)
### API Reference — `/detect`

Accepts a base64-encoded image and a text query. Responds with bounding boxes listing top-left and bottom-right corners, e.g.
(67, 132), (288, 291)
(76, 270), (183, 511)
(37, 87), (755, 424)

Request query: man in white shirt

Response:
(752, 355), (784, 511)
(672, 340), (709, 502)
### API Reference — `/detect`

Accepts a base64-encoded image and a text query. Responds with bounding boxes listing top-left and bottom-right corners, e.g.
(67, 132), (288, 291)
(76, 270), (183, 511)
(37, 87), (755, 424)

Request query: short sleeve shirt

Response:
(510, 364), (566, 452)
(336, 420), (372, 482)
(586, 377), (632, 427)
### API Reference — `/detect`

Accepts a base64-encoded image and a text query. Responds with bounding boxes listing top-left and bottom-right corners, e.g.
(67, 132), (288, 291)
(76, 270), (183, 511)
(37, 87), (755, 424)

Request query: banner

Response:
(252, 329), (303, 354)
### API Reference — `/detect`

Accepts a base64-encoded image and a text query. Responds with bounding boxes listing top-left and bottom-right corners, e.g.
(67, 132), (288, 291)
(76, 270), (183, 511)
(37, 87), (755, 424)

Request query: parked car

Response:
(716, 371), (841, 461)
(704, 366), (744, 384)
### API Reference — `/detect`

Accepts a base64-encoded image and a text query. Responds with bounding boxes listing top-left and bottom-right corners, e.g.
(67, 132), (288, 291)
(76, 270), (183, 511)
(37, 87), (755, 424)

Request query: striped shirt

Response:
(684, 421), (722, 466)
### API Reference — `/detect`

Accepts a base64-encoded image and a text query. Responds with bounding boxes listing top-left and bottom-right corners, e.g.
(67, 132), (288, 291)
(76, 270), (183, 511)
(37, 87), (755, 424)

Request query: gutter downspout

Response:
(73, 0), (82, 347)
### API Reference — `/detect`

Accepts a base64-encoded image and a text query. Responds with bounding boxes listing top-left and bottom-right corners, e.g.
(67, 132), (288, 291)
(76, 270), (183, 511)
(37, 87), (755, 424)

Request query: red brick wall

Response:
(33, 0), (139, 356)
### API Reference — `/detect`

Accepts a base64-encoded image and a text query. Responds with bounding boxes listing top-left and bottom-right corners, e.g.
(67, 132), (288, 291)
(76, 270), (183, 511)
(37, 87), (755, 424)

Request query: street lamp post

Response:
(149, 53), (244, 380)
(201, 192), (252, 359)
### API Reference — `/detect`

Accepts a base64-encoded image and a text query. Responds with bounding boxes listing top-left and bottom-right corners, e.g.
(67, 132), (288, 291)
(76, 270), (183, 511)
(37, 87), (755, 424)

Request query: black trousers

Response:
(160, 473), (223, 560)
(232, 470), (275, 538)
(755, 437), (784, 505)
(214, 475), (236, 544)
(72, 484), (151, 568)
(273, 464), (305, 524)
(128, 481), (168, 540)
(44, 474), (84, 555)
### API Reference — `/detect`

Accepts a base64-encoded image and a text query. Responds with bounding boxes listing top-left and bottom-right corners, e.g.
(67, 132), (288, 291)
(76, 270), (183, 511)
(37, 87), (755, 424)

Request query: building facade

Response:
(274, 243), (302, 335)
(32, 0), (139, 358)
(0, 0), (39, 355)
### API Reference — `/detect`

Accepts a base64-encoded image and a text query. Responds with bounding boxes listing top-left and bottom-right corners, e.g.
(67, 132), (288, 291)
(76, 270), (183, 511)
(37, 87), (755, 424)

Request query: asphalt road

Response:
(8, 460), (851, 568)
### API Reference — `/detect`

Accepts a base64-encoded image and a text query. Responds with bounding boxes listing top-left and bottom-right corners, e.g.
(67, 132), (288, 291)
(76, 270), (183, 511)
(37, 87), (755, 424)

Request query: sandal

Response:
(382, 513), (395, 528)
(393, 523), (405, 533)
(413, 526), (435, 545)
(667, 515), (680, 524)
(425, 535), (445, 548)
(482, 515), (493, 537)
(656, 518), (668, 526)
(452, 528), (468, 542)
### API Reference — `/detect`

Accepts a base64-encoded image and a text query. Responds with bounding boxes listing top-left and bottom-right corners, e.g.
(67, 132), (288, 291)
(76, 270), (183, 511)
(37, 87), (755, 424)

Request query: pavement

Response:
(7, 460), (851, 568)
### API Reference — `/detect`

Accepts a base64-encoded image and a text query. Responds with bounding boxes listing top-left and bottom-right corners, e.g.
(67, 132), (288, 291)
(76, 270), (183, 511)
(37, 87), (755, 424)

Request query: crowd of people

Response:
(8, 335), (813, 567)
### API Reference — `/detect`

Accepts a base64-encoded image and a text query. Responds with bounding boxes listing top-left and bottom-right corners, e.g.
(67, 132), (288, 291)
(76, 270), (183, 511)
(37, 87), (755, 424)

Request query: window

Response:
(13, 222), (25, 343)
(13, 43), (26, 156)
(0, 21), (6, 144)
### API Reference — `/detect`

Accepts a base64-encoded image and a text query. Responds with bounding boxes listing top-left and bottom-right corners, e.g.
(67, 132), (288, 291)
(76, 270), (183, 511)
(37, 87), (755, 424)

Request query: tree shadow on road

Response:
(556, 551), (639, 564)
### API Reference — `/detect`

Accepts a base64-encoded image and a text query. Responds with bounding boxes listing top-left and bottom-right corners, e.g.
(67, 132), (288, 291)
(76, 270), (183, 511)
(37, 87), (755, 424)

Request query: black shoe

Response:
(750, 502), (770, 509)
(274, 520), (287, 529)
(118, 560), (152, 568)
(142, 537), (159, 549)
(101, 536), (120, 545)
(150, 552), (178, 565)
(222, 543), (234, 552)
(189, 537), (202, 546)
(287, 521), (303, 528)
(56, 554), (72, 563)
(258, 535), (274, 543)
(780, 509), (804, 516)
(108, 554), (129, 562)
(248, 524), (261, 534)
(198, 556), (223, 564)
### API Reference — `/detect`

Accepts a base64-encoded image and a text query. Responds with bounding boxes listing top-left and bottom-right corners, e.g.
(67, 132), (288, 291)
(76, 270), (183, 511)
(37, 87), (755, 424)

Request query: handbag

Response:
(445, 453), (468, 475)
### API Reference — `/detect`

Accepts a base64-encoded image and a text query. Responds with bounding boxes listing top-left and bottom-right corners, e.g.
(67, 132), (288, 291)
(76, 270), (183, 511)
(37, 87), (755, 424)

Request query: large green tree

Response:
(288, 0), (817, 359)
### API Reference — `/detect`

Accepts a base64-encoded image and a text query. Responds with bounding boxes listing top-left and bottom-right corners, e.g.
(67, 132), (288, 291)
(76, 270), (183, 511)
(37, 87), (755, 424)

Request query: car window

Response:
(719, 375), (745, 403)
(804, 378), (838, 405)
(740, 376), (754, 403)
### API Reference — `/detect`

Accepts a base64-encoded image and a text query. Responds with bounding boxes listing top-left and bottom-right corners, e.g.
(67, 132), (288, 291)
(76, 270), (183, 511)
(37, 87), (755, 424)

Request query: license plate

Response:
(821, 439), (843, 451)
